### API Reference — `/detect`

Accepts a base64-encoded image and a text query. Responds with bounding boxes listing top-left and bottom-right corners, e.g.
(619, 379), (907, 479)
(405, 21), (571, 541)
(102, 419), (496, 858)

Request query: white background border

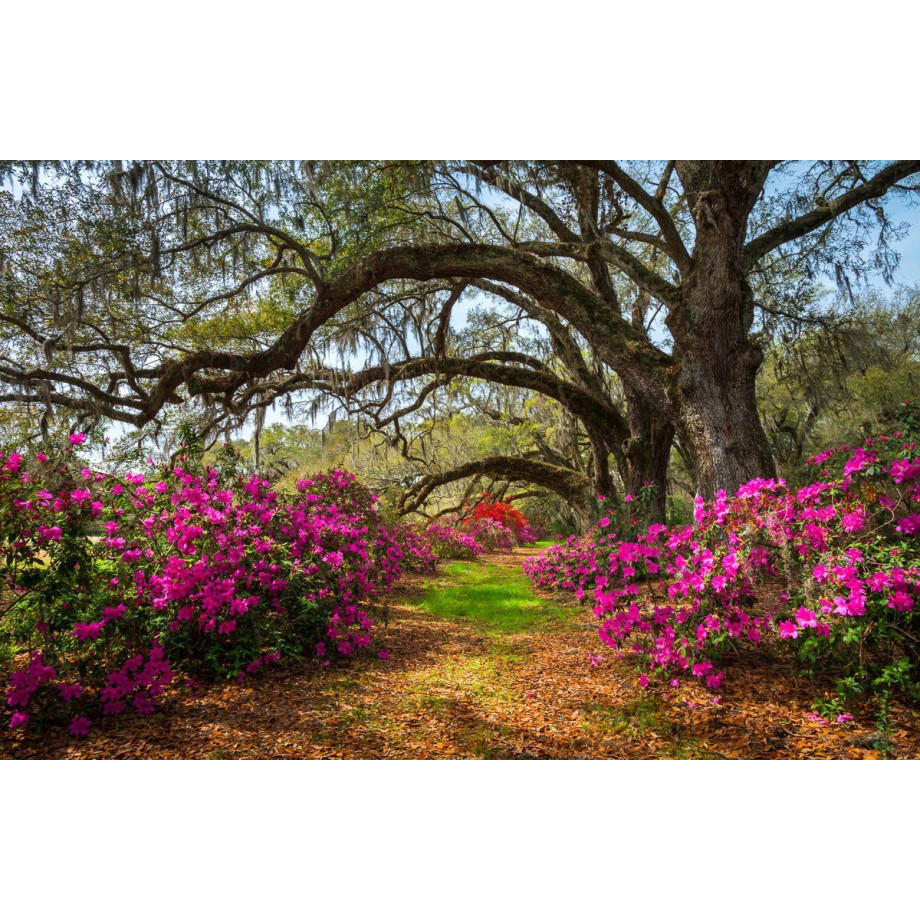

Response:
(2, 1), (917, 915)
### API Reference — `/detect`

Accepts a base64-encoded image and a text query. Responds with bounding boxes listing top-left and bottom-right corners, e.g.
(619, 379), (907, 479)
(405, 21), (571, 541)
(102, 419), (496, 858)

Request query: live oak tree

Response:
(433, 161), (920, 495)
(1, 160), (917, 501)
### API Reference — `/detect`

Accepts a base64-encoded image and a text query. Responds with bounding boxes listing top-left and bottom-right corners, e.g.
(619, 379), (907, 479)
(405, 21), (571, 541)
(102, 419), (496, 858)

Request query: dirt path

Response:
(4, 549), (919, 759)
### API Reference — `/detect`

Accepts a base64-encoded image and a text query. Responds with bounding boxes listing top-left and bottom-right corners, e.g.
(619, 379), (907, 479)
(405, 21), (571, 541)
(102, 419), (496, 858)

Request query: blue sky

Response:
(884, 197), (920, 283)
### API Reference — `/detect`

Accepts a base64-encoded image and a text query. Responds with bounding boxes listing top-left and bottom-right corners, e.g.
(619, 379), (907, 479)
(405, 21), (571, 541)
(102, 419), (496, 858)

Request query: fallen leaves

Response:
(3, 550), (919, 760)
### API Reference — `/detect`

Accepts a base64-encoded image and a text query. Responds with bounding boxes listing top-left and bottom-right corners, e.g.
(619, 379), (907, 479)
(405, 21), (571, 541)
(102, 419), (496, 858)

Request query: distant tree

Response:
(758, 286), (920, 472)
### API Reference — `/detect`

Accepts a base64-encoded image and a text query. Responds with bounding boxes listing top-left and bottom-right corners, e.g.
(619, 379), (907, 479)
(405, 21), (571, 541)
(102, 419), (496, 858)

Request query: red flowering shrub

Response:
(419, 500), (537, 560)
(471, 499), (525, 531)
(525, 420), (920, 702)
(1, 438), (430, 736)
(468, 499), (538, 545)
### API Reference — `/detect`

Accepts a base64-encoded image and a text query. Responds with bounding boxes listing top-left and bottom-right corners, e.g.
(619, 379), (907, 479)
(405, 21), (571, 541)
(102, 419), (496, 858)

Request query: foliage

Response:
(1, 437), (431, 736)
(758, 287), (920, 477)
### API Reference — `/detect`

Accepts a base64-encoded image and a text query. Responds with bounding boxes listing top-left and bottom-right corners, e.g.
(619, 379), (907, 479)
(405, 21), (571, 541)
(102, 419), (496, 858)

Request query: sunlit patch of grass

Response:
(459, 724), (509, 759)
(338, 701), (380, 727)
(419, 693), (453, 712)
(584, 697), (728, 758)
(418, 562), (571, 634)
(666, 739), (727, 760)
(402, 653), (520, 707)
(584, 697), (669, 737)
(487, 639), (524, 667)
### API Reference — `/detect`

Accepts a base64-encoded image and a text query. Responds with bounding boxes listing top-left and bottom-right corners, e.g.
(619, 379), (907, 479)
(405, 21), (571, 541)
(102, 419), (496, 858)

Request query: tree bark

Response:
(675, 330), (775, 497)
(621, 383), (674, 521)
(669, 161), (778, 497)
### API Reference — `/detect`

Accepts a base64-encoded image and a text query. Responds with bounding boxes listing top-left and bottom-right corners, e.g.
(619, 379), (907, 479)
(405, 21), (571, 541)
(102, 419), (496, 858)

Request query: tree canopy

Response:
(2, 160), (918, 519)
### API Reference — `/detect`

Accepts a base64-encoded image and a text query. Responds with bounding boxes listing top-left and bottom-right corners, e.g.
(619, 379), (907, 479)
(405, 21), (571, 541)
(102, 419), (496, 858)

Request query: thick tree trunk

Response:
(669, 162), (778, 498)
(675, 335), (775, 498)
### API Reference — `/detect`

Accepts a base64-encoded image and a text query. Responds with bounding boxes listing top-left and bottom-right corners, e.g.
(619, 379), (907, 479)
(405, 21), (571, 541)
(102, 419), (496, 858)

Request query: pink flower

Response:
(73, 621), (104, 642)
(133, 694), (155, 714)
(68, 716), (92, 736)
(895, 513), (920, 535)
(836, 713), (853, 723)
(777, 621), (798, 639)
(638, 674), (649, 688)
(10, 711), (29, 730)
(841, 510), (866, 533)
(68, 432), (87, 445)
(378, 650), (390, 660)
(889, 591), (914, 612)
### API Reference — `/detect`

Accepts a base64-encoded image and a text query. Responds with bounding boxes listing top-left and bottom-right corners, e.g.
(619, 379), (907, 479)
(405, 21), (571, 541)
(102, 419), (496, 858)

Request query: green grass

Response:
(584, 696), (668, 737)
(582, 697), (728, 758)
(530, 539), (557, 550)
(417, 561), (571, 634)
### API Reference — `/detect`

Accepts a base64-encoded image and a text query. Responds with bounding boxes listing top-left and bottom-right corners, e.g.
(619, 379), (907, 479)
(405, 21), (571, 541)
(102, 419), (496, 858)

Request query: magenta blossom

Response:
(68, 717), (92, 736)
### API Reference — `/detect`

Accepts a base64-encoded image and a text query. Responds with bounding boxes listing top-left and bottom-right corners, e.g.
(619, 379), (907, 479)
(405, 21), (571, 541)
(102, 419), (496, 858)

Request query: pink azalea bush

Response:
(1, 437), (432, 735)
(463, 517), (518, 553)
(525, 424), (920, 700)
(423, 518), (485, 560)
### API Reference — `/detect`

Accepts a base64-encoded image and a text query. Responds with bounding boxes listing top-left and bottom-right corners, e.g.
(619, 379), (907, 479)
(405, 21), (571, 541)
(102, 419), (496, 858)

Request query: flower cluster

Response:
(470, 499), (535, 540)
(423, 519), (486, 560)
(2, 439), (432, 735)
(525, 431), (920, 697)
(421, 499), (538, 560)
(463, 517), (518, 553)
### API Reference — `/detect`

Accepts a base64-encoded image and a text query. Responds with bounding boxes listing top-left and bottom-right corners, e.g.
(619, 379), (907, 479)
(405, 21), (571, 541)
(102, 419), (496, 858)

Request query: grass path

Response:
(5, 549), (919, 759)
(418, 559), (572, 633)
